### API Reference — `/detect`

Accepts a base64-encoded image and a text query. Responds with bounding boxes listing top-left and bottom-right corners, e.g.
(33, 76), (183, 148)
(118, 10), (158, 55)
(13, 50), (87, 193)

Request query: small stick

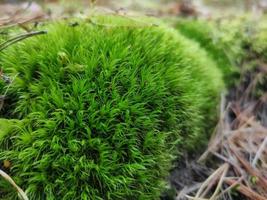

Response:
(225, 179), (267, 200)
(252, 136), (267, 168)
(218, 176), (243, 197)
(185, 195), (208, 200)
(230, 145), (267, 189)
(0, 169), (28, 200)
(208, 163), (229, 200)
(212, 152), (243, 177)
(0, 30), (47, 51)
(176, 183), (202, 200)
(194, 164), (227, 199)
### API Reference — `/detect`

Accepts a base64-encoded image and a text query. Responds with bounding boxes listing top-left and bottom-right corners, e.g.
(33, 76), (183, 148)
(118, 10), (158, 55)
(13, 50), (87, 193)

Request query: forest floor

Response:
(168, 60), (267, 200)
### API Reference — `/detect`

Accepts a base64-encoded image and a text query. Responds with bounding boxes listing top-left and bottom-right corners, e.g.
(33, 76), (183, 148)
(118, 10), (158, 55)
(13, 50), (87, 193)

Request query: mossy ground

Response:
(176, 15), (267, 71)
(175, 18), (244, 86)
(0, 15), (224, 199)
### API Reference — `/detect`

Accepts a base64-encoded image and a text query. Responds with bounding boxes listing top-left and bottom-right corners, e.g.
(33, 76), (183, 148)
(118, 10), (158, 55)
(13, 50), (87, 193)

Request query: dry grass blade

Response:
(198, 95), (230, 163)
(252, 136), (267, 167)
(230, 146), (267, 190)
(225, 179), (266, 200)
(0, 169), (28, 200)
(0, 30), (47, 51)
(176, 183), (202, 200)
(185, 195), (209, 200)
(209, 164), (229, 200)
(217, 176), (243, 198)
(192, 164), (228, 199)
(200, 164), (229, 198)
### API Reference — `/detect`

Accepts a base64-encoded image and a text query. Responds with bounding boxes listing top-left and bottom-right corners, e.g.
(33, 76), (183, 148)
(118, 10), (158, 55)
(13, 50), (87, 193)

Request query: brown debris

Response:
(0, 2), (46, 29)
(177, 66), (267, 199)
(167, 1), (197, 17)
(225, 179), (266, 200)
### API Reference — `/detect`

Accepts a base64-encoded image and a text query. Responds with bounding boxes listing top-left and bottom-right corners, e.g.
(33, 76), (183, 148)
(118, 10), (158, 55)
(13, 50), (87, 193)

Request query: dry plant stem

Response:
(176, 183), (202, 200)
(198, 99), (231, 163)
(190, 60), (267, 200)
(198, 121), (223, 162)
(209, 168), (226, 200)
(185, 195), (209, 200)
(225, 179), (266, 200)
(194, 164), (227, 199)
(199, 173), (219, 198)
(230, 106), (255, 129)
(0, 30), (47, 51)
(217, 176), (243, 198)
(228, 127), (266, 136)
(230, 145), (267, 191)
(212, 152), (243, 176)
(238, 73), (260, 103)
(0, 169), (28, 200)
(252, 136), (267, 167)
(199, 155), (230, 197)
(197, 128), (218, 162)
(201, 163), (229, 199)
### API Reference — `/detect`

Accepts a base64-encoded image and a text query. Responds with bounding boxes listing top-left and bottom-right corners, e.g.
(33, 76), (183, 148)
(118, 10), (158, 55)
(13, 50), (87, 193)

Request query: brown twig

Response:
(225, 179), (266, 200)
(0, 30), (47, 51)
(0, 169), (28, 200)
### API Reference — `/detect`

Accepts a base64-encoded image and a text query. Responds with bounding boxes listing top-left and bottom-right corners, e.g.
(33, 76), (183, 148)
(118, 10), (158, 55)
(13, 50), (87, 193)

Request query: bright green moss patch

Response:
(0, 119), (21, 140)
(0, 16), (224, 199)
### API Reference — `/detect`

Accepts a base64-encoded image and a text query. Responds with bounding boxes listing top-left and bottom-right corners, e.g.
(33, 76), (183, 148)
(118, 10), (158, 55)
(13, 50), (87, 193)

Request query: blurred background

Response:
(1, 0), (267, 19)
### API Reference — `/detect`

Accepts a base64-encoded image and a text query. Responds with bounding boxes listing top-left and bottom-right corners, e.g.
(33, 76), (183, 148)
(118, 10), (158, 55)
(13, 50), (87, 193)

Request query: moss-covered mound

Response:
(175, 15), (267, 75)
(0, 15), (224, 199)
(175, 18), (242, 86)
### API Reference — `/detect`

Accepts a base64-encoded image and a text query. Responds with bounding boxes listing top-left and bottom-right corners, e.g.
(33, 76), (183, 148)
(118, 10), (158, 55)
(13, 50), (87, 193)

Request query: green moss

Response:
(252, 16), (267, 61)
(175, 18), (241, 86)
(0, 119), (21, 140)
(0, 15), (224, 199)
(175, 15), (267, 73)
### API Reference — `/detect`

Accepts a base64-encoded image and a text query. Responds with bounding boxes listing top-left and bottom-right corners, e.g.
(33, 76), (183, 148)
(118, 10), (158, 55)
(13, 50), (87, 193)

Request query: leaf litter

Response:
(173, 63), (267, 200)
